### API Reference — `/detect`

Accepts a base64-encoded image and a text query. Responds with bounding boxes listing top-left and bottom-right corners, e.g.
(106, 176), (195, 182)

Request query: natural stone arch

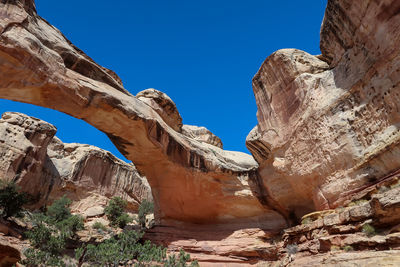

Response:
(0, 0), (287, 229)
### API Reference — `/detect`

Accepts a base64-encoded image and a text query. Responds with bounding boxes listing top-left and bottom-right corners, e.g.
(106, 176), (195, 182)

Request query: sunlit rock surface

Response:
(0, 112), (152, 212)
(247, 0), (400, 219)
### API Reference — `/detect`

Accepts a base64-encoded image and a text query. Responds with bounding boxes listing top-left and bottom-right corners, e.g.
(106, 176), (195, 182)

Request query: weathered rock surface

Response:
(0, 235), (22, 267)
(182, 125), (223, 149)
(0, 112), (152, 212)
(266, 182), (400, 266)
(279, 250), (400, 267)
(247, 0), (400, 219)
(145, 224), (280, 265)
(137, 88), (183, 132)
(0, 0), (284, 229)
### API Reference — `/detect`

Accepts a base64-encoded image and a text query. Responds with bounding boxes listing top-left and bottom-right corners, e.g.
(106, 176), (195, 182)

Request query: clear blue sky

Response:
(0, 0), (327, 161)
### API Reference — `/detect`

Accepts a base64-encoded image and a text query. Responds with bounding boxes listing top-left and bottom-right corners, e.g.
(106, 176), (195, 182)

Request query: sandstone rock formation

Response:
(137, 88), (183, 133)
(246, 0), (400, 219)
(0, 112), (152, 212)
(1, 0), (400, 265)
(0, 0), (285, 229)
(182, 125), (223, 149)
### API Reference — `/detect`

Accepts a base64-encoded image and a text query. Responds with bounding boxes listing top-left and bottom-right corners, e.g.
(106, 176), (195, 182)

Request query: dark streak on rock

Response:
(248, 170), (292, 227)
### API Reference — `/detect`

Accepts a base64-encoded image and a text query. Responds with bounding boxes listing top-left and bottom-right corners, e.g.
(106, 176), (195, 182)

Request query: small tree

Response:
(23, 196), (83, 267)
(0, 180), (29, 219)
(138, 199), (154, 228)
(46, 195), (72, 223)
(104, 196), (132, 228)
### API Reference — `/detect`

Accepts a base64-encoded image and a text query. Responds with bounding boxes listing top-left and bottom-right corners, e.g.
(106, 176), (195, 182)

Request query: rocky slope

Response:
(1, 0), (400, 265)
(0, 112), (152, 212)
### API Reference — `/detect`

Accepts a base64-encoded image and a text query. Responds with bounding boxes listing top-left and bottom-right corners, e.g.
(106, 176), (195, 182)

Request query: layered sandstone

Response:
(137, 88), (183, 133)
(182, 125), (223, 149)
(247, 0), (400, 219)
(0, 112), (152, 212)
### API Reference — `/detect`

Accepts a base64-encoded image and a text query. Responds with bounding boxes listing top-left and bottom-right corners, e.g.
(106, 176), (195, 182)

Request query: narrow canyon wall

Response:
(0, 112), (152, 212)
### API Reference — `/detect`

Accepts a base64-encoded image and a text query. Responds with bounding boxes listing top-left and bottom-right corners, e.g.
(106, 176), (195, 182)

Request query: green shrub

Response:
(92, 221), (107, 231)
(78, 231), (146, 266)
(115, 213), (133, 229)
(343, 245), (354, 252)
(22, 248), (66, 267)
(138, 199), (154, 228)
(57, 214), (84, 239)
(104, 196), (129, 228)
(165, 250), (199, 267)
(0, 181), (29, 219)
(23, 196), (83, 266)
(46, 195), (72, 223)
(362, 223), (376, 237)
(76, 231), (198, 267)
(26, 222), (65, 255)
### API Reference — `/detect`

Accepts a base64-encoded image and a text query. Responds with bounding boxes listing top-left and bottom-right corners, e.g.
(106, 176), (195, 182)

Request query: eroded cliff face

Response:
(0, 112), (152, 212)
(247, 0), (400, 219)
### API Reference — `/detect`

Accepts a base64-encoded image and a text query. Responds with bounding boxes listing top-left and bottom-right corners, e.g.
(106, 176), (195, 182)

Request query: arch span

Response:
(0, 0), (287, 229)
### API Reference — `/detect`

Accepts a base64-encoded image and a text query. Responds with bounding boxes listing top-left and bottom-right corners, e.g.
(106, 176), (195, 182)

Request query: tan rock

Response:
(145, 224), (280, 264)
(137, 88), (183, 132)
(0, 112), (56, 198)
(145, 213), (155, 229)
(284, 250), (400, 267)
(83, 206), (104, 218)
(182, 125), (223, 148)
(0, 237), (21, 267)
(0, 112), (152, 213)
(246, 0), (400, 220)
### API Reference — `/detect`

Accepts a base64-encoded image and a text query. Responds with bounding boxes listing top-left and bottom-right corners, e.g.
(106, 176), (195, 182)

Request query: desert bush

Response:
(46, 195), (72, 223)
(165, 250), (199, 267)
(23, 196), (83, 266)
(23, 248), (67, 267)
(26, 222), (65, 255)
(77, 230), (198, 267)
(104, 196), (133, 228)
(343, 245), (354, 252)
(115, 212), (133, 229)
(362, 223), (376, 237)
(57, 214), (84, 239)
(138, 199), (154, 228)
(92, 221), (107, 231)
(0, 181), (29, 219)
